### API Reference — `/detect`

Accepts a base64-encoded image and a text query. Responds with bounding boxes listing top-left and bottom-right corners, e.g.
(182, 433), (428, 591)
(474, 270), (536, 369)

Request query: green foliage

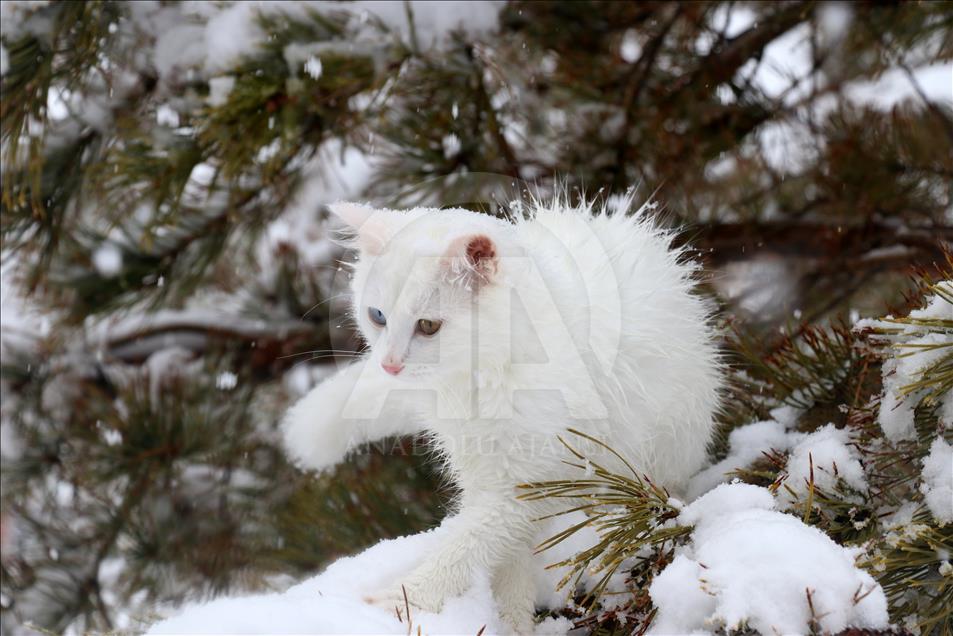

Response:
(868, 507), (952, 636)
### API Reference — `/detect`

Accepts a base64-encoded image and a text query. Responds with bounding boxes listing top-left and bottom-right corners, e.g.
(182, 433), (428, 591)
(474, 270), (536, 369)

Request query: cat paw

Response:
(281, 387), (351, 472)
(497, 602), (535, 635)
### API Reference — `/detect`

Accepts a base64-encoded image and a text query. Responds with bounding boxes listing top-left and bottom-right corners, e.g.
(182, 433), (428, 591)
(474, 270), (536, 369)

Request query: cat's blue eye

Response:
(367, 307), (386, 326)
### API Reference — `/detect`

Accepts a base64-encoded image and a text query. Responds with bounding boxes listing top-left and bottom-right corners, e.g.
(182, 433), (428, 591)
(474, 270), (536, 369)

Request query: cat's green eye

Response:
(416, 318), (442, 336)
(368, 307), (386, 326)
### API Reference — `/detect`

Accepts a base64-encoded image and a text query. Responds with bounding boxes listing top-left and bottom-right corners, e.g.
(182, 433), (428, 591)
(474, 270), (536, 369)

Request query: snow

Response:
(92, 242), (124, 277)
(680, 482), (776, 525)
(206, 76), (235, 107)
(255, 139), (281, 164)
(717, 255), (797, 318)
(0, 1), (52, 39)
(145, 346), (197, 404)
(85, 307), (307, 368)
(817, 2), (853, 46)
(147, 514), (595, 635)
(780, 424), (867, 509)
(859, 282), (953, 442)
(920, 437), (953, 525)
(686, 402), (813, 500)
(183, 162), (217, 204)
(0, 260), (49, 352)
(46, 87), (70, 121)
(202, 2), (274, 74)
(283, 366), (311, 398)
(878, 358), (918, 442)
(441, 133), (461, 159)
(256, 139), (372, 281)
(351, 1), (503, 50)
(620, 29), (640, 64)
(909, 285), (953, 322)
(215, 371), (238, 391)
(744, 11), (952, 111)
(155, 103), (180, 128)
(846, 63), (953, 109)
(304, 55), (323, 80)
(150, 484), (891, 635)
(897, 332), (951, 381)
(649, 483), (889, 635)
(730, 7), (952, 173)
(757, 58), (953, 171)
(770, 404), (803, 428)
(142, 1), (503, 83)
(150, 19), (206, 80)
(686, 419), (792, 500)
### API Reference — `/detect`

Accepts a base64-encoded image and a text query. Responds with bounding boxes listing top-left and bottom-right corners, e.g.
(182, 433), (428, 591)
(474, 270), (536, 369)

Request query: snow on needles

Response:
(138, 1), (502, 81)
(921, 437), (953, 525)
(649, 483), (890, 635)
(686, 418), (792, 500)
(92, 242), (124, 278)
(878, 355), (919, 442)
(779, 424), (867, 510)
(858, 281), (953, 442)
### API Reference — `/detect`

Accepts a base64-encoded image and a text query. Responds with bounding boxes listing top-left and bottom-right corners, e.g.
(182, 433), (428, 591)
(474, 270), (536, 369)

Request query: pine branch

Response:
(518, 430), (690, 615)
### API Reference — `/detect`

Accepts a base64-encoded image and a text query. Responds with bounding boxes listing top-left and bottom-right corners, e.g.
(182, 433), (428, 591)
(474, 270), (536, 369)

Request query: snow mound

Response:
(649, 483), (889, 635)
(148, 516), (593, 635)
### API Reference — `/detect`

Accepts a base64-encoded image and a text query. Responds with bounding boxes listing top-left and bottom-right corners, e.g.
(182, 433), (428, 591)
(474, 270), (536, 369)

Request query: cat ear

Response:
(444, 234), (498, 288)
(327, 202), (389, 255)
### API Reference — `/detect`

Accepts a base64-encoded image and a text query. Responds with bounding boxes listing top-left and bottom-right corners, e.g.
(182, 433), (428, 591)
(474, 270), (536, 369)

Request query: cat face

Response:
(331, 203), (507, 382)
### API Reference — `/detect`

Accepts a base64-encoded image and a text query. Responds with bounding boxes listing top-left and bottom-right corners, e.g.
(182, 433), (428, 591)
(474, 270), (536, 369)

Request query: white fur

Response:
(282, 195), (723, 632)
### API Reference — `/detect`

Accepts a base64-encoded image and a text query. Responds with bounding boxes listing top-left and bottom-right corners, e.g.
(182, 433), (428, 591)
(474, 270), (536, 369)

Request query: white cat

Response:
(282, 195), (723, 632)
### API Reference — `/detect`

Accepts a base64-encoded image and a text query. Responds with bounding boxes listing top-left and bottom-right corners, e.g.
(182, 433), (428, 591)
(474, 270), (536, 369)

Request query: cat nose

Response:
(381, 362), (404, 376)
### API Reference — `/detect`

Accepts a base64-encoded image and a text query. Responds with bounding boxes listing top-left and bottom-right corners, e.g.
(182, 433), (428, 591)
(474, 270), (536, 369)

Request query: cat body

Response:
(282, 197), (722, 631)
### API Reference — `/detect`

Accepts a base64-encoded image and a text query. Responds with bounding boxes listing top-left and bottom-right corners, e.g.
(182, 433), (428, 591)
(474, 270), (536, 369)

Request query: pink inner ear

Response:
(466, 235), (496, 266)
(445, 233), (497, 286)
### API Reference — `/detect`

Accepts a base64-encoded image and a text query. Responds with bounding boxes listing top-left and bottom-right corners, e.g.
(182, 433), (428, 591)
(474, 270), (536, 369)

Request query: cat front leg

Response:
(367, 498), (537, 629)
(492, 547), (537, 633)
(282, 358), (422, 472)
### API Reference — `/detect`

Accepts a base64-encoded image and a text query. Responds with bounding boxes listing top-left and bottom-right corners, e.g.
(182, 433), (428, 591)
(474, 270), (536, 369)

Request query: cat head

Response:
(330, 202), (514, 382)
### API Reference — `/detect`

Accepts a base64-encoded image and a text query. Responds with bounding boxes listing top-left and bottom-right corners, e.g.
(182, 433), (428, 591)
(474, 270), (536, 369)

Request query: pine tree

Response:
(1, 1), (950, 633)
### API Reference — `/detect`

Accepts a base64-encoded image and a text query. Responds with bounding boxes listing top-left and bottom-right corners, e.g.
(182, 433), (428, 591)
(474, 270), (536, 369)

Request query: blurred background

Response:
(0, 1), (951, 633)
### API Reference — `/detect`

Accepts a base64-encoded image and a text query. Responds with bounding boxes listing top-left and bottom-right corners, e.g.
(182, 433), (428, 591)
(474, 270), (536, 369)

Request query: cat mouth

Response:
(383, 366), (434, 381)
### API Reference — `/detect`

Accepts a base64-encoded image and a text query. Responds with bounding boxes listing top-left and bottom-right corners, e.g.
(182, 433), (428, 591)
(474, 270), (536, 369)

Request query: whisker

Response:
(301, 293), (351, 320)
(285, 354), (358, 373)
(277, 349), (365, 360)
